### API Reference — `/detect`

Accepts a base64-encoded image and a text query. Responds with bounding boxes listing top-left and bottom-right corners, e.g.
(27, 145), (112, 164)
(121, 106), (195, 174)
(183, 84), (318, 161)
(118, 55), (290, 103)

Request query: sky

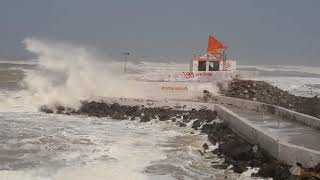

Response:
(0, 0), (319, 65)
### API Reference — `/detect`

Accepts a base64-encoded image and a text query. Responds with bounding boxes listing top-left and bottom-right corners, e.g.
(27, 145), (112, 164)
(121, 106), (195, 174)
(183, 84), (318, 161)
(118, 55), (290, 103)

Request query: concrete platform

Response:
(227, 106), (320, 152)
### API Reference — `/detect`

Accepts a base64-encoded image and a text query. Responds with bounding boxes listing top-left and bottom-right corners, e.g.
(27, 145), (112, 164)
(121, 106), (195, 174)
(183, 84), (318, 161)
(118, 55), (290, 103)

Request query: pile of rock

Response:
(220, 80), (320, 118)
(40, 101), (218, 126)
(195, 121), (292, 179)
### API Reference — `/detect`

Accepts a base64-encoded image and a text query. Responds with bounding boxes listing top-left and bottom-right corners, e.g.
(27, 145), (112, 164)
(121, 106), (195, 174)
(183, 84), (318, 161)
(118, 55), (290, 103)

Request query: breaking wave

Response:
(1, 38), (153, 111)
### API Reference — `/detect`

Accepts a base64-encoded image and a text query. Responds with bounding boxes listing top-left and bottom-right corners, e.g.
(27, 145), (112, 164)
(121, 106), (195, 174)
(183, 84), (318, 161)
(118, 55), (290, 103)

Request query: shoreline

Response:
(40, 100), (319, 179)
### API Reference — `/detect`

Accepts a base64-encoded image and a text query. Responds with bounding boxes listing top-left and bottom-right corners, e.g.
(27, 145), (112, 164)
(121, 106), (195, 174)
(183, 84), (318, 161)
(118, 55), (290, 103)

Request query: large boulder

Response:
(191, 120), (203, 130)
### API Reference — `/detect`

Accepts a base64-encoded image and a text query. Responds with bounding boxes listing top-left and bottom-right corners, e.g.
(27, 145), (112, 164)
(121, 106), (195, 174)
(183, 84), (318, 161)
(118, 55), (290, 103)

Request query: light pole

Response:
(121, 52), (130, 73)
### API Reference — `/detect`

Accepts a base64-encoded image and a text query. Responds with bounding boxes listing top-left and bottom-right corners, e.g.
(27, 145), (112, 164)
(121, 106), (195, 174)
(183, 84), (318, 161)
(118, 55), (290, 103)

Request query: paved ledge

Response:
(210, 95), (320, 130)
(215, 104), (320, 168)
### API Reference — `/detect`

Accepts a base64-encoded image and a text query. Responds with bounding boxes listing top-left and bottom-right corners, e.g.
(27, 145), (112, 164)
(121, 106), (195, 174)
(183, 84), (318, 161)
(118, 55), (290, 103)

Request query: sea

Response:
(0, 38), (320, 180)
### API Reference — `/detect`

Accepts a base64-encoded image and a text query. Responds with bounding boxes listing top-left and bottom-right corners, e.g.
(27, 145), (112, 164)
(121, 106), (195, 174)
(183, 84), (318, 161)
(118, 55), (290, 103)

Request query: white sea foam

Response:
(257, 76), (320, 97)
(238, 64), (320, 75)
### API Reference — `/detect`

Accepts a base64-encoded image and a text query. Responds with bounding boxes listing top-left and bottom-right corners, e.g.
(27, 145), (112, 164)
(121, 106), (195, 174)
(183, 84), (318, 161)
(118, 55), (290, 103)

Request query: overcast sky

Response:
(0, 0), (319, 65)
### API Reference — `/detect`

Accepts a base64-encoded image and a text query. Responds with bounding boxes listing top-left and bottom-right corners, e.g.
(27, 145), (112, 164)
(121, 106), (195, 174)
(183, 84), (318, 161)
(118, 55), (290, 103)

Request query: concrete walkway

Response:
(225, 105), (320, 151)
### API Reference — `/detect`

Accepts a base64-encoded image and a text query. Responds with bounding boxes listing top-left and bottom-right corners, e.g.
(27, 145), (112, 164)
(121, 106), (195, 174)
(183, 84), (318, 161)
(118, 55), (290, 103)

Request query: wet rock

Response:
(201, 123), (216, 134)
(140, 115), (151, 122)
(224, 156), (237, 165)
(202, 143), (209, 150)
(191, 120), (203, 130)
(227, 144), (252, 161)
(111, 112), (126, 120)
(253, 163), (290, 180)
(212, 163), (229, 170)
(178, 122), (187, 127)
(158, 111), (170, 121)
(212, 148), (219, 155)
(55, 105), (65, 114)
(170, 117), (177, 122)
(39, 105), (53, 113)
(232, 161), (248, 173)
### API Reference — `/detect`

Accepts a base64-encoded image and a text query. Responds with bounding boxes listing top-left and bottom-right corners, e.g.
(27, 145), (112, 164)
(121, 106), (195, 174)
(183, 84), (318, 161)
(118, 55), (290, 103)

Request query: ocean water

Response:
(0, 38), (319, 179)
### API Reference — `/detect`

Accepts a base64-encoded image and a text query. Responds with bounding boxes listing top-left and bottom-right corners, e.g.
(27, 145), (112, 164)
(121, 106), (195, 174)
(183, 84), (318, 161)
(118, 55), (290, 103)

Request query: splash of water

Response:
(2, 38), (151, 111)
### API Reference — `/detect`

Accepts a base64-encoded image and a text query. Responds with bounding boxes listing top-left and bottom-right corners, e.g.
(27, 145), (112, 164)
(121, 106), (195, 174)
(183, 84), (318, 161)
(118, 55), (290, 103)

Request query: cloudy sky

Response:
(0, 0), (319, 65)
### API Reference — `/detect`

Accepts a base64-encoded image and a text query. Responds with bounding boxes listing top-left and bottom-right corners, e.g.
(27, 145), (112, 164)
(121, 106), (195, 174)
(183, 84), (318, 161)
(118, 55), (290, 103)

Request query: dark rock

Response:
(201, 124), (216, 134)
(224, 156), (237, 165)
(179, 122), (187, 127)
(253, 163), (290, 180)
(39, 105), (53, 113)
(55, 105), (65, 113)
(227, 144), (252, 161)
(232, 161), (248, 173)
(111, 112), (126, 120)
(158, 112), (170, 121)
(212, 163), (229, 170)
(254, 163), (275, 178)
(203, 143), (209, 150)
(192, 120), (203, 130)
(212, 148), (219, 154)
(170, 117), (177, 122)
(140, 115), (151, 122)
(182, 114), (191, 120)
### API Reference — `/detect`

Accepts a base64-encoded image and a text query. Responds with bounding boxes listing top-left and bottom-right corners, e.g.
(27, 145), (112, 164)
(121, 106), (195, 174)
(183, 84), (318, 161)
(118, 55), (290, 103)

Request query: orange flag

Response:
(207, 35), (225, 55)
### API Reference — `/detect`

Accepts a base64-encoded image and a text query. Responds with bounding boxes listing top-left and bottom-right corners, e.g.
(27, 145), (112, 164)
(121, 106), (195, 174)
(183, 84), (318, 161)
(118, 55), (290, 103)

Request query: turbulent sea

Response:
(0, 38), (320, 180)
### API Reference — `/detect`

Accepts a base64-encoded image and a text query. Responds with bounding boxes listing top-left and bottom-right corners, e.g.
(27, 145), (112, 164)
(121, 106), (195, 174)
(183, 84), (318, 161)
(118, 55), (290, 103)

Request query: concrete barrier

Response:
(272, 105), (320, 130)
(211, 95), (320, 129)
(215, 104), (320, 168)
(278, 142), (320, 168)
(215, 105), (279, 158)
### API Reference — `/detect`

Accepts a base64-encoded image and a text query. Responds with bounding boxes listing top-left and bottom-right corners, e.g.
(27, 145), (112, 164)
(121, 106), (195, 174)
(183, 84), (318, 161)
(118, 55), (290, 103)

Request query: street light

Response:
(121, 52), (130, 73)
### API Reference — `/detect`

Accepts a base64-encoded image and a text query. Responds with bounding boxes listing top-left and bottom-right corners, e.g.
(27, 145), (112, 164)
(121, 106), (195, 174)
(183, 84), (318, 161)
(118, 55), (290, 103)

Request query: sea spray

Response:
(4, 38), (150, 110)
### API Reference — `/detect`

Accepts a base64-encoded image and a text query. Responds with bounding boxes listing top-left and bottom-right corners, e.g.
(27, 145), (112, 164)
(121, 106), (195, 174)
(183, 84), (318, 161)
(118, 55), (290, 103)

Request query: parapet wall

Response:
(211, 95), (320, 130)
(215, 104), (320, 168)
(214, 105), (279, 158)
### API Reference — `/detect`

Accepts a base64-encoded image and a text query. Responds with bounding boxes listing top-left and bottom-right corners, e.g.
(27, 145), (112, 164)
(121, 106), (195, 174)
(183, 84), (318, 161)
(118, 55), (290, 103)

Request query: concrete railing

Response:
(211, 95), (320, 130)
(215, 104), (320, 168)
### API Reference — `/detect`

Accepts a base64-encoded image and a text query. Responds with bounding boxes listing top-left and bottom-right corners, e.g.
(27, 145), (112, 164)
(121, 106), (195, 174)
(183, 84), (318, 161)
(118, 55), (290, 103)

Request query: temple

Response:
(190, 35), (236, 72)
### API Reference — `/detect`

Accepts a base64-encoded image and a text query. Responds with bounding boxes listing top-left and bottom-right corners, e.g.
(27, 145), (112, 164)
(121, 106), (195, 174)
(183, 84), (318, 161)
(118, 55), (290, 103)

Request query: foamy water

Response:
(0, 112), (208, 180)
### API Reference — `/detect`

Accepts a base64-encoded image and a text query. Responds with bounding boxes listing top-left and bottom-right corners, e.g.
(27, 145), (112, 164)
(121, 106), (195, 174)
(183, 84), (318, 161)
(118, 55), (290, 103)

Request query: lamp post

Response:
(121, 52), (130, 73)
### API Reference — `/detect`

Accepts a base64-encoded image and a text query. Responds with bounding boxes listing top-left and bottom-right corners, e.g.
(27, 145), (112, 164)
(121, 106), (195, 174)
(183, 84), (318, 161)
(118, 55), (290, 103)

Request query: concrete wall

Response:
(278, 142), (320, 168)
(215, 104), (320, 168)
(215, 105), (279, 158)
(212, 95), (320, 129)
(272, 105), (320, 130)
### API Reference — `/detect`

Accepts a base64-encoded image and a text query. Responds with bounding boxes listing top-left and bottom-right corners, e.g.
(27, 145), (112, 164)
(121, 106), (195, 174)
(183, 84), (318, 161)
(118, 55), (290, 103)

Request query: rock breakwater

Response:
(219, 80), (320, 118)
